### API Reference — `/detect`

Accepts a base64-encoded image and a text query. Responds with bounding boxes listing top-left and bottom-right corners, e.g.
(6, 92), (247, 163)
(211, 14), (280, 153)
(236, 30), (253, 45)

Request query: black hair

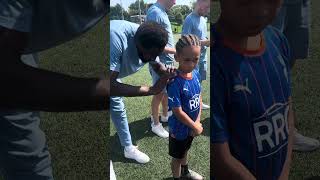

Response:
(175, 34), (201, 54)
(134, 21), (168, 50)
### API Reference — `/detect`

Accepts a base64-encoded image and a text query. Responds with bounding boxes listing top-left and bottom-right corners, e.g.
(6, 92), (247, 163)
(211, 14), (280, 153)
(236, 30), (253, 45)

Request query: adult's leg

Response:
(110, 95), (150, 163)
(148, 64), (169, 138)
(273, 0), (319, 152)
(0, 54), (53, 180)
(110, 96), (132, 147)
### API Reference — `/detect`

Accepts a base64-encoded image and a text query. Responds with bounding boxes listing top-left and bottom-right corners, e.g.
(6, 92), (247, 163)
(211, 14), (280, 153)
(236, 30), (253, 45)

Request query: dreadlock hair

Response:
(175, 34), (201, 54)
(134, 21), (168, 50)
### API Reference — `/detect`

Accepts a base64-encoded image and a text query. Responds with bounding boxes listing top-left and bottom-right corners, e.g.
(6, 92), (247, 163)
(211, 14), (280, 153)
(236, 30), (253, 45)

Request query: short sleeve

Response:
(211, 54), (229, 143)
(109, 31), (122, 72)
(146, 10), (163, 24)
(167, 80), (182, 108)
(0, 0), (33, 32)
(181, 16), (193, 35)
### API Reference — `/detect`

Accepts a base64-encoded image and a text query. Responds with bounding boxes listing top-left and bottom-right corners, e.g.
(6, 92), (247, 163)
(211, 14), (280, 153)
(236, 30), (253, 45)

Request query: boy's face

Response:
(175, 46), (201, 73)
(220, 0), (282, 36)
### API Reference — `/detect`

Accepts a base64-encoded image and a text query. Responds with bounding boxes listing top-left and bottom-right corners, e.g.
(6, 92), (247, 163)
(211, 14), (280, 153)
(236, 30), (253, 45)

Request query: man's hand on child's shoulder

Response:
(150, 61), (177, 79)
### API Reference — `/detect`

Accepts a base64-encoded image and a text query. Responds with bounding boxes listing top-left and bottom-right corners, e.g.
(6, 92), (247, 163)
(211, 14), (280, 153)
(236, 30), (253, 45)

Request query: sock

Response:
(181, 164), (190, 176)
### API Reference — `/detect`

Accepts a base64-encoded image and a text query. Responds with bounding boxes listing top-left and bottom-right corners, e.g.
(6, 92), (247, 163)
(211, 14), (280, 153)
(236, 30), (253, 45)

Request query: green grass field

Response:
(38, 19), (108, 179)
(211, 1), (320, 180)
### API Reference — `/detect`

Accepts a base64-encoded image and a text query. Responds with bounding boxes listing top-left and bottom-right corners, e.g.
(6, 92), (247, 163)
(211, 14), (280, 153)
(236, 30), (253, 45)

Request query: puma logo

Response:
(234, 78), (252, 94)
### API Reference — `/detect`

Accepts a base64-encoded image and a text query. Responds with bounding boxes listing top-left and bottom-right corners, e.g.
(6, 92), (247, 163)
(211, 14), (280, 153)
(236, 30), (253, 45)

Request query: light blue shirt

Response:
(110, 20), (147, 79)
(146, 2), (174, 64)
(0, 0), (107, 53)
(182, 12), (208, 63)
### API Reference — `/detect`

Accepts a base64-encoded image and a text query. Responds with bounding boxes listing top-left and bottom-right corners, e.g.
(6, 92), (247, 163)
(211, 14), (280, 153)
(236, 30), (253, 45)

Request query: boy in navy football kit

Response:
(211, 0), (294, 180)
(167, 34), (204, 180)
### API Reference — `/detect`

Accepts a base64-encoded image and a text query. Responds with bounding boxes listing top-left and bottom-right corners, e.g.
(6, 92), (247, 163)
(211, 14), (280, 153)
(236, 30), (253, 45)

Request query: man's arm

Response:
(163, 47), (176, 54)
(279, 98), (294, 180)
(211, 142), (256, 180)
(110, 70), (168, 97)
(200, 39), (210, 47)
(0, 27), (108, 111)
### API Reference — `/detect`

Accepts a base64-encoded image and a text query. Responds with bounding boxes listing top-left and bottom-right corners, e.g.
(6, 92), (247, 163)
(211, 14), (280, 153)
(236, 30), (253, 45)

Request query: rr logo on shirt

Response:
(189, 94), (200, 111)
(253, 103), (289, 158)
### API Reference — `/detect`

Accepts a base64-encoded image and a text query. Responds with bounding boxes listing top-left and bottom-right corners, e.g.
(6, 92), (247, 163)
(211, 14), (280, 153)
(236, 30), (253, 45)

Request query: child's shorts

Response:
(169, 135), (194, 159)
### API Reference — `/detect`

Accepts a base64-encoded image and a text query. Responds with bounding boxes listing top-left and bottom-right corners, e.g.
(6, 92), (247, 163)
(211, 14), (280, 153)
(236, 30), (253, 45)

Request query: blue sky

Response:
(110, 0), (195, 10)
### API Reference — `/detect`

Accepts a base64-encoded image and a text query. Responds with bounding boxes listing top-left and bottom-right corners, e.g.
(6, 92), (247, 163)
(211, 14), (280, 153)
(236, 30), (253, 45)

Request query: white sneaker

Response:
(202, 103), (210, 110)
(151, 122), (169, 138)
(110, 160), (116, 180)
(124, 146), (150, 164)
(182, 169), (204, 180)
(293, 130), (320, 152)
(160, 115), (169, 123)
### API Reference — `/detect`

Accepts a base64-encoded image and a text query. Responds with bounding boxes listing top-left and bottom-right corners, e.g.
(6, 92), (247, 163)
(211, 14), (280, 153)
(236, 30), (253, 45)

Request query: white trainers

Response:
(124, 145), (150, 164)
(160, 114), (169, 123)
(151, 122), (169, 138)
(182, 169), (204, 180)
(293, 130), (320, 152)
(110, 160), (116, 180)
(202, 103), (210, 110)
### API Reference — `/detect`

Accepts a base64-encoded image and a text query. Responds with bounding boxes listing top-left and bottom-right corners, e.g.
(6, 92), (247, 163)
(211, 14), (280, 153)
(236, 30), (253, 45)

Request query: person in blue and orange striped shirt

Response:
(167, 34), (204, 180)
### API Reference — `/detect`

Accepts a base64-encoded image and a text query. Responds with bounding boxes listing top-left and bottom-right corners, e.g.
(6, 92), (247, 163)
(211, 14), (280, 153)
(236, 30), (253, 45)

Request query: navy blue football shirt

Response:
(168, 70), (202, 140)
(211, 25), (292, 180)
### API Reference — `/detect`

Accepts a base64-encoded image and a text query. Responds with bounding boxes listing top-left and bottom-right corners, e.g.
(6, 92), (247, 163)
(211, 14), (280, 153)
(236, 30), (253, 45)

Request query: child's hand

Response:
(192, 121), (203, 136)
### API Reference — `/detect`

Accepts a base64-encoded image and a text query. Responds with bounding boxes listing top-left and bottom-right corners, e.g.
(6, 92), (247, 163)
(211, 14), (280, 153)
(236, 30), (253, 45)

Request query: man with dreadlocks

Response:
(167, 34), (204, 180)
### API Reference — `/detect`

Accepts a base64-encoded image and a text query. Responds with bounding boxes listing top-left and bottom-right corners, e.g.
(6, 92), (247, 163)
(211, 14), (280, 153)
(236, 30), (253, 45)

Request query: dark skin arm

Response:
(0, 27), (108, 111)
(110, 61), (176, 97)
(110, 58), (176, 97)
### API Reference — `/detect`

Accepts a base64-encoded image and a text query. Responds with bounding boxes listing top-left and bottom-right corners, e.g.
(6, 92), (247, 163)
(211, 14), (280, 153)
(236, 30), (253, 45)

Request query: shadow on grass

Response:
(110, 116), (210, 164)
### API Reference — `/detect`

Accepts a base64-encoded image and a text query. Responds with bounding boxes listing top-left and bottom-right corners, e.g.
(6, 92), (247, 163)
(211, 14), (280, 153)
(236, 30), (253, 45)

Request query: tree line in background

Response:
(110, 0), (210, 25)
